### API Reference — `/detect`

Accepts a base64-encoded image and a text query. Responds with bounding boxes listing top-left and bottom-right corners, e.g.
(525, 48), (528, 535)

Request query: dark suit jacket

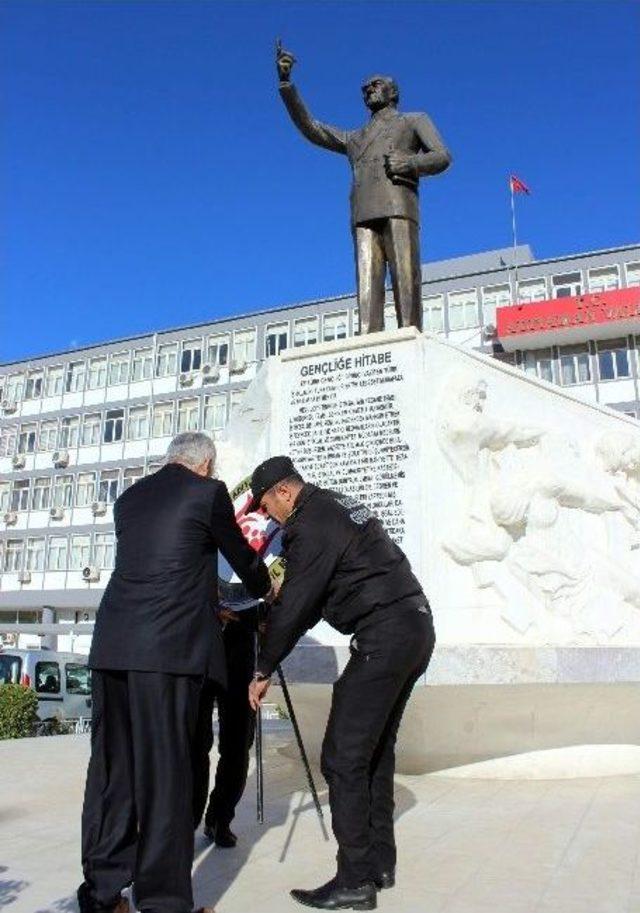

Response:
(89, 463), (271, 682)
(279, 82), (451, 226)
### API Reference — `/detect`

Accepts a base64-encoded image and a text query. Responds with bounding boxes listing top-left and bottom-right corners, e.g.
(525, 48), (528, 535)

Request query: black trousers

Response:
(320, 608), (435, 888)
(192, 620), (256, 830)
(81, 669), (202, 913)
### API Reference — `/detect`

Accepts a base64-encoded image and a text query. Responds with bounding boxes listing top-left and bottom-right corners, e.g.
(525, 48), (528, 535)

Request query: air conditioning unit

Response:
(17, 570), (32, 584)
(91, 501), (108, 516)
(229, 359), (247, 375)
(12, 454), (26, 469)
(3, 511), (18, 526)
(49, 506), (65, 520)
(1, 400), (17, 414)
(82, 565), (101, 583)
(201, 364), (220, 383)
(52, 449), (70, 468)
(179, 373), (194, 387)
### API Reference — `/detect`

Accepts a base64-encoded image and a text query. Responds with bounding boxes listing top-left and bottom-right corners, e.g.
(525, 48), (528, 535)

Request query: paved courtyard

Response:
(1, 733), (640, 913)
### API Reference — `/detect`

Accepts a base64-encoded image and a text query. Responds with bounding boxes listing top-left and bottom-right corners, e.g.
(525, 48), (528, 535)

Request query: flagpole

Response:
(510, 177), (519, 303)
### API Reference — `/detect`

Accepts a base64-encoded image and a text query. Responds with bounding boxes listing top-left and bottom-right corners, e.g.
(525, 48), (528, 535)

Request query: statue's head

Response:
(361, 75), (399, 112)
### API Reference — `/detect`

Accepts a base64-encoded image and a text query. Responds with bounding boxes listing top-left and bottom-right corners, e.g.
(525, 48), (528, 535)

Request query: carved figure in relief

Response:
(436, 372), (640, 639)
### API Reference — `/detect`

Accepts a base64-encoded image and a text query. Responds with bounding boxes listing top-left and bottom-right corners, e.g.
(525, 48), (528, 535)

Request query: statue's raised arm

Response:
(275, 40), (349, 154)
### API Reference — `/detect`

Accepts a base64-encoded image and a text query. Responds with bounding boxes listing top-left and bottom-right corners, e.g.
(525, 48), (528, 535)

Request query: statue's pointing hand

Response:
(276, 39), (296, 82)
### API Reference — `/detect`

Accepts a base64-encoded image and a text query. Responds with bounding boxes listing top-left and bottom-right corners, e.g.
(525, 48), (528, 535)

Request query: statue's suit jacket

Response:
(279, 82), (451, 227)
(89, 463), (271, 683)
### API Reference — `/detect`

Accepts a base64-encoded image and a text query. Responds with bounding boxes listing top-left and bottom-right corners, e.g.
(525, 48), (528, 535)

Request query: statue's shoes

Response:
(290, 877), (377, 910)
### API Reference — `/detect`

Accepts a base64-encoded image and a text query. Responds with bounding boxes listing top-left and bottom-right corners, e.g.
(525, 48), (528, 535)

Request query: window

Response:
(146, 461), (162, 475)
(206, 334), (229, 367)
(17, 424), (37, 454)
(294, 317), (319, 348)
(25, 538), (45, 571)
(625, 262), (640, 288)
(127, 405), (149, 440)
(481, 285), (510, 325)
(108, 352), (130, 385)
(81, 413), (102, 447)
(323, 312), (348, 342)
(558, 345), (591, 386)
(0, 426), (17, 457)
(152, 401), (174, 438)
(589, 266), (620, 294)
(423, 294), (445, 333)
(70, 535), (91, 570)
(0, 482), (10, 512)
(52, 474), (74, 508)
(4, 540), (24, 572)
(448, 290), (479, 329)
(76, 472), (96, 507)
(11, 480), (31, 511)
(181, 339), (203, 373)
(103, 409), (124, 443)
(177, 398), (199, 432)
(39, 420), (58, 452)
(0, 654), (22, 685)
(98, 469), (120, 504)
(87, 357), (107, 390)
(66, 663), (91, 695)
(598, 340), (630, 380)
(65, 361), (86, 393)
(45, 365), (64, 396)
(522, 348), (554, 383)
(132, 348), (153, 382)
(60, 416), (80, 448)
(35, 661), (60, 694)
(48, 537), (68, 571)
(518, 278), (548, 304)
(203, 394), (227, 432)
(32, 477), (51, 511)
(156, 342), (178, 377)
(265, 323), (289, 357)
(122, 466), (144, 490)
(94, 532), (115, 569)
(25, 371), (43, 400)
(233, 329), (256, 364)
(384, 303), (398, 331)
(5, 374), (25, 404)
(552, 272), (582, 298)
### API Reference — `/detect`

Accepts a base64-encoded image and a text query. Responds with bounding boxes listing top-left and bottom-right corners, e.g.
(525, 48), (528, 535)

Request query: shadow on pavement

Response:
(0, 866), (29, 909)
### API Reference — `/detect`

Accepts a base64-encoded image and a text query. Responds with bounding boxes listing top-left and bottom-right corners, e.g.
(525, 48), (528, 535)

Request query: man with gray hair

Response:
(79, 432), (271, 913)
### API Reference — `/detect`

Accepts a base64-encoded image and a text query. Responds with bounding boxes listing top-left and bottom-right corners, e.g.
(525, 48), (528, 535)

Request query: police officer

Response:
(248, 457), (435, 912)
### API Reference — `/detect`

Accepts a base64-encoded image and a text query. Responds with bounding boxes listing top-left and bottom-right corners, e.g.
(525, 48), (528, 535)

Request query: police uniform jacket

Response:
(279, 81), (451, 226)
(89, 462), (271, 682)
(256, 484), (427, 677)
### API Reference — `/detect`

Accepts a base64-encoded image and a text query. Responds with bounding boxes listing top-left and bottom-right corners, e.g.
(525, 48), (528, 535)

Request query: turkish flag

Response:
(510, 175), (531, 195)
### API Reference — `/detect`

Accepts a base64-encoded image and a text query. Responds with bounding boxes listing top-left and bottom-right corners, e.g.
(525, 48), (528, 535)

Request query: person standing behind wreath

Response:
(192, 603), (260, 848)
(248, 456), (435, 912)
(78, 433), (272, 913)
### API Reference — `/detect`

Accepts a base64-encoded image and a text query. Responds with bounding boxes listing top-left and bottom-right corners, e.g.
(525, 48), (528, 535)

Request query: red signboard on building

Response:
(496, 287), (640, 351)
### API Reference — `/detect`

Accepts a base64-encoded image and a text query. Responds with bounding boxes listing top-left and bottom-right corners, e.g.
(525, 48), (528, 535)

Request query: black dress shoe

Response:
(77, 883), (130, 913)
(290, 877), (377, 910)
(373, 870), (395, 890)
(203, 822), (237, 848)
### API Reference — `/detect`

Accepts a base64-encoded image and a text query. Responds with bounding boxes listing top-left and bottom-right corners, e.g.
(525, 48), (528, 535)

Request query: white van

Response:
(0, 648), (92, 721)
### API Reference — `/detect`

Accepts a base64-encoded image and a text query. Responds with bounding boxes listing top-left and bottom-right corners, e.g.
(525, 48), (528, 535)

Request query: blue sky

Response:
(3, 0), (639, 362)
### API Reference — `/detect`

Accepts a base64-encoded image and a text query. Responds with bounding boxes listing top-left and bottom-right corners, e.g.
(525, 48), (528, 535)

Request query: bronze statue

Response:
(276, 41), (452, 334)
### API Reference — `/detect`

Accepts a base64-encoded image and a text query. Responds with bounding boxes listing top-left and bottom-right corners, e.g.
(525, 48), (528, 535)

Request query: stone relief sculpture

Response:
(436, 370), (640, 641)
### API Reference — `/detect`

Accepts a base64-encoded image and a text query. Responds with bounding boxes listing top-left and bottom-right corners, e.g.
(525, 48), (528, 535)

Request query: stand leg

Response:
(275, 664), (324, 822)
